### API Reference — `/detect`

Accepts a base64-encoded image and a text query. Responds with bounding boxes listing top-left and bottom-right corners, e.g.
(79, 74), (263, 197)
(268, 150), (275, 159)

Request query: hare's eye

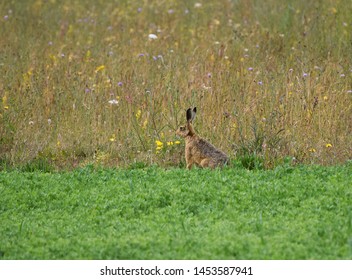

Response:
(180, 126), (185, 131)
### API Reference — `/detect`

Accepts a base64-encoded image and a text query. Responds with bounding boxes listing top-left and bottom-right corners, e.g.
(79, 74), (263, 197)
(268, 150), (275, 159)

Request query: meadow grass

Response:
(0, 163), (351, 259)
(0, 0), (351, 169)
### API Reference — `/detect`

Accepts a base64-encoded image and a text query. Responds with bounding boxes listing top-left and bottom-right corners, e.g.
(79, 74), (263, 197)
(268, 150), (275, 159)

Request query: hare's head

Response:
(176, 107), (197, 138)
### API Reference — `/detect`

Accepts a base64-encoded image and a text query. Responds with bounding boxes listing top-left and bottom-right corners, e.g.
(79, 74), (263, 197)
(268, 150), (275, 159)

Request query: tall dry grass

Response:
(0, 0), (351, 169)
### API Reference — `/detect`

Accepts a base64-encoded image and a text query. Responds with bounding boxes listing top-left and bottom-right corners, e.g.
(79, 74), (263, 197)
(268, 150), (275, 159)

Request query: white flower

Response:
(148, 34), (158, 40)
(108, 99), (119, 105)
(194, 3), (202, 8)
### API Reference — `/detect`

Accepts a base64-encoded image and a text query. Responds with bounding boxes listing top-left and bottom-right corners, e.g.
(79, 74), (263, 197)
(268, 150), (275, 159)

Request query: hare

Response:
(176, 107), (229, 169)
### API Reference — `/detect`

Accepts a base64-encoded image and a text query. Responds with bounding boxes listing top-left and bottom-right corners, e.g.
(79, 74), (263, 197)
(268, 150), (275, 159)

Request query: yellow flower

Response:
(174, 141), (181, 145)
(135, 109), (141, 120)
(325, 143), (332, 148)
(323, 96), (328, 101)
(95, 65), (105, 73)
(109, 134), (116, 142)
(155, 140), (163, 147)
(167, 141), (174, 146)
(308, 148), (316, 153)
(142, 119), (148, 129)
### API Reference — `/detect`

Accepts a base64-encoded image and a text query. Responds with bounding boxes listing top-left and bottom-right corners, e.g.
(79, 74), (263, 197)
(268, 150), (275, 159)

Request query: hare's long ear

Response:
(186, 107), (196, 136)
(186, 108), (193, 122)
(192, 107), (197, 120)
(186, 107), (197, 123)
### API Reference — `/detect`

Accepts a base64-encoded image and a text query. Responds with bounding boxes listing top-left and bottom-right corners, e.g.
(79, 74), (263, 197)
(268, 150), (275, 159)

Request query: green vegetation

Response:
(0, 0), (351, 169)
(1, 163), (351, 259)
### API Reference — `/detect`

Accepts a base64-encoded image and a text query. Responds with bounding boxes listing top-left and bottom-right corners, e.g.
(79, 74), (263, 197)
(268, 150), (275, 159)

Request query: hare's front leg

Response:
(185, 148), (194, 169)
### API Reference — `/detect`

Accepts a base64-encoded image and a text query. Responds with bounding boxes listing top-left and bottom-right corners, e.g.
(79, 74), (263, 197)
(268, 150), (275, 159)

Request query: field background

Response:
(0, 0), (351, 169)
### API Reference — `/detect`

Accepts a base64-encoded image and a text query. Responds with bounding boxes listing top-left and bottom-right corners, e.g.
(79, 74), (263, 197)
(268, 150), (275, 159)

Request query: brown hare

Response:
(176, 107), (229, 169)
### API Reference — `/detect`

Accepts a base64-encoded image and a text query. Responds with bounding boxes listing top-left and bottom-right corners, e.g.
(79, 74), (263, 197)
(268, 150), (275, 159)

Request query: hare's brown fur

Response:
(176, 107), (229, 169)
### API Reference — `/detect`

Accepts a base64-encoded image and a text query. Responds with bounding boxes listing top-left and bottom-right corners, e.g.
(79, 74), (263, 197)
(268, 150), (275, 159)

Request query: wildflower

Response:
(330, 7), (337, 14)
(155, 140), (164, 152)
(95, 65), (105, 73)
(309, 148), (316, 153)
(29, 121), (34, 125)
(148, 34), (158, 40)
(108, 99), (119, 105)
(142, 119), (148, 129)
(137, 7), (142, 13)
(258, 81), (263, 86)
(194, 3), (202, 8)
(168, 9), (174, 14)
(135, 109), (141, 120)
(155, 140), (163, 147)
(4, 15), (9, 20)
(85, 88), (91, 93)
(207, 72), (212, 78)
(323, 96), (328, 101)
(325, 143), (332, 148)
(174, 141), (181, 145)
(109, 134), (116, 142)
(117, 82), (123, 87)
(48, 119), (52, 125)
(167, 141), (174, 146)
(303, 72), (308, 77)
(248, 67), (253, 71)
(340, 74), (345, 77)
(289, 68), (294, 72)
(347, 90), (352, 93)
(138, 53), (145, 57)
(48, 41), (53, 46)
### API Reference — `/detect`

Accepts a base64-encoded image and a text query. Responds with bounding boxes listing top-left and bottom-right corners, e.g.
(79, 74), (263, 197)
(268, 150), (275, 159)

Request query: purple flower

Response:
(207, 72), (212, 78)
(4, 15), (9, 20)
(85, 88), (91, 93)
(108, 51), (114, 56)
(137, 7), (142, 13)
(248, 67), (253, 71)
(258, 81), (263, 86)
(138, 53), (145, 57)
(117, 82), (123, 87)
(168, 9), (174, 14)
(347, 90), (352, 93)
(303, 72), (308, 77)
(340, 74), (345, 77)
(152, 56), (157, 61)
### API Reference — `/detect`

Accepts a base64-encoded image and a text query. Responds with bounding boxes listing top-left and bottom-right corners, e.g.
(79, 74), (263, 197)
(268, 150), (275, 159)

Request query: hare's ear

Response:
(186, 107), (197, 122)
(186, 108), (193, 122)
(192, 107), (197, 119)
